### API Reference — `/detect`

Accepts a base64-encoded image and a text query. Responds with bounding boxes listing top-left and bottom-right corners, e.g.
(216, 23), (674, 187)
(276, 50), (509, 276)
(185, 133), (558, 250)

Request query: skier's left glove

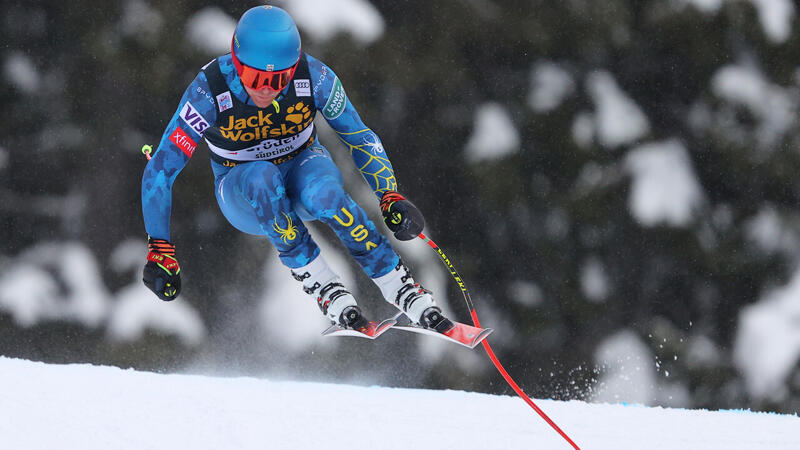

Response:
(142, 237), (181, 301)
(380, 190), (425, 241)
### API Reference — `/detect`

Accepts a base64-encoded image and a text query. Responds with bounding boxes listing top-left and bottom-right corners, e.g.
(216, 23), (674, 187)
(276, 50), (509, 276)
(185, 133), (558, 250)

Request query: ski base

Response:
(322, 317), (396, 339)
(390, 313), (493, 349)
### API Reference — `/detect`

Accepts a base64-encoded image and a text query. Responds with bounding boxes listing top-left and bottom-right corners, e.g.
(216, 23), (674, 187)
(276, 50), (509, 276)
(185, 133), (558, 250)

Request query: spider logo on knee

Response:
(273, 212), (299, 243)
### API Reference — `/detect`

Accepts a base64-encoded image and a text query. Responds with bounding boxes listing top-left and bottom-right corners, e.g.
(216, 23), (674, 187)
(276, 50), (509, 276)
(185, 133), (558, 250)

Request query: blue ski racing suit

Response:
(141, 53), (401, 278)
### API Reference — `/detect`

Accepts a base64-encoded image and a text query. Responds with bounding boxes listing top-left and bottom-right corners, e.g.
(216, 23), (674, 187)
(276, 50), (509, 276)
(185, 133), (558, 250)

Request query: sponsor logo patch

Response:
(294, 79), (311, 97)
(216, 91), (233, 112)
(323, 76), (347, 120)
(179, 101), (210, 135)
(219, 102), (313, 142)
(169, 127), (197, 158)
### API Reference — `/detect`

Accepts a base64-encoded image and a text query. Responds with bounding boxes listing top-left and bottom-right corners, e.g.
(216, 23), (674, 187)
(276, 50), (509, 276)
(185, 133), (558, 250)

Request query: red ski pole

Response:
(418, 233), (580, 450)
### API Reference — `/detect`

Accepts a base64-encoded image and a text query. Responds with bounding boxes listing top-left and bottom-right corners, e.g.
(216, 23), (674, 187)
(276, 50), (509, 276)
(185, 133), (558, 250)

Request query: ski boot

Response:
(374, 260), (454, 332)
(292, 255), (396, 339)
(291, 255), (359, 328)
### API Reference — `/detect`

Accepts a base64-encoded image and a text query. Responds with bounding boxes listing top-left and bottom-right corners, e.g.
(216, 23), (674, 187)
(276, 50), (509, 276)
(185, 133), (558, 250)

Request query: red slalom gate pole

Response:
(418, 233), (580, 450)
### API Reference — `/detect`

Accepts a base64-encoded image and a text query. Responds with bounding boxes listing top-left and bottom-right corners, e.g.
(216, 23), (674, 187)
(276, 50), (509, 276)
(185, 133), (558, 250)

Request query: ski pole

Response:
(418, 233), (580, 450)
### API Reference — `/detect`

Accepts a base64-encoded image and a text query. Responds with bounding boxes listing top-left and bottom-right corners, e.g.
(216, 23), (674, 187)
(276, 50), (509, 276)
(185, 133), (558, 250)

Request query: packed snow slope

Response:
(1, 357), (798, 450)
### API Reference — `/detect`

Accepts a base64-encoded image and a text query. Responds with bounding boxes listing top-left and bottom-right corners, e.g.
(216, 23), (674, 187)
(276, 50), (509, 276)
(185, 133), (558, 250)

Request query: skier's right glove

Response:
(380, 190), (425, 241)
(142, 237), (181, 301)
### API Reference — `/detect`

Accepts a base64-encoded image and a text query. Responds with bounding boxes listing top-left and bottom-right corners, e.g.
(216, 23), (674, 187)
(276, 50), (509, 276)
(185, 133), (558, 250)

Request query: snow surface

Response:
(1, 356), (798, 450)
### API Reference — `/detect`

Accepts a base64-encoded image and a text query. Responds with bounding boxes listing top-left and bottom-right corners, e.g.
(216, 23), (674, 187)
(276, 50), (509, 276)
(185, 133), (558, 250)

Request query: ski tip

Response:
(466, 327), (493, 349)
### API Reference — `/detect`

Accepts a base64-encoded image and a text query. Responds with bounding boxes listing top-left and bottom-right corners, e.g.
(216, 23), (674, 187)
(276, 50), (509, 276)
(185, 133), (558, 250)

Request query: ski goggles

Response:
(231, 49), (298, 92)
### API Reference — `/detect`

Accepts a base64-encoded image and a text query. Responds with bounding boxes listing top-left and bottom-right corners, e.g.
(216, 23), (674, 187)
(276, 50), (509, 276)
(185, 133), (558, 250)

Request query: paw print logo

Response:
(286, 102), (312, 125)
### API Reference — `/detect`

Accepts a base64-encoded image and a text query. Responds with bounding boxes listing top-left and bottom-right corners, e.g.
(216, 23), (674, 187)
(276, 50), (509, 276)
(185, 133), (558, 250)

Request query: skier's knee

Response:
(241, 162), (284, 203)
(300, 174), (347, 219)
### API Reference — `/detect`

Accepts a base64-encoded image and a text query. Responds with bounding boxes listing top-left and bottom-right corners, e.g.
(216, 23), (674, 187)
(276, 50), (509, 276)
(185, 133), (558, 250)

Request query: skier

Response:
(141, 5), (454, 335)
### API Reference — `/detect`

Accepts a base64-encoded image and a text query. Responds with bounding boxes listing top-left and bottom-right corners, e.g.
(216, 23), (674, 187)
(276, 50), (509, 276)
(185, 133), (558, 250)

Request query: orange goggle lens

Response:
(232, 51), (298, 91)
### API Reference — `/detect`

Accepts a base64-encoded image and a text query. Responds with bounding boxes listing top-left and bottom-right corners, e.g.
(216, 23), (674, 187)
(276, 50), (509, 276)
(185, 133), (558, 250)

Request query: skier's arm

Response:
(308, 56), (423, 240)
(308, 55), (397, 198)
(141, 71), (217, 241)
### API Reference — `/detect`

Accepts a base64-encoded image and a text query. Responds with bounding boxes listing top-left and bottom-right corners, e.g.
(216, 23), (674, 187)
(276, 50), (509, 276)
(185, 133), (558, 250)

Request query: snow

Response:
(1, 356), (798, 449)
(464, 102), (520, 163)
(571, 111), (595, 148)
(183, 1), (384, 56)
(624, 140), (705, 227)
(0, 241), (206, 345)
(749, 0), (796, 44)
(280, 0), (385, 46)
(528, 61), (575, 113)
(711, 64), (796, 146)
(679, 0), (723, 14)
(686, 334), (723, 368)
(734, 267), (800, 401)
(579, 256), (609, 303)
(107, 284), (206, 346)
(507, 280), (544, 307)
(3, 51), (40, 94)
(677, 0), (795, 43)
(120, 0), (163, 42)
(593, 330), (660, 405)
(186, 7), (237, 55)
(0, 242), (108, 327)
(744, 206), (800, 255)
(586, 71), (650, 148)
(0, 264), (59, 327)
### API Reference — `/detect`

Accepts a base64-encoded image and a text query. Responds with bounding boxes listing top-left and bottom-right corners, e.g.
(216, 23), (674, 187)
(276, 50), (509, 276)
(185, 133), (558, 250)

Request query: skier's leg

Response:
(215, 161), (318, 267)
(287, 147), (445, 327)
(215, 162), (358, 325)
(286, 146), (397, 277)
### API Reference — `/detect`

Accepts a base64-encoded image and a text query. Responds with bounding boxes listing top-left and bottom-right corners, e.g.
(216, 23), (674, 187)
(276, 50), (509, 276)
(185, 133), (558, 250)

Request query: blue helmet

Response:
(232, 5), (301, 71)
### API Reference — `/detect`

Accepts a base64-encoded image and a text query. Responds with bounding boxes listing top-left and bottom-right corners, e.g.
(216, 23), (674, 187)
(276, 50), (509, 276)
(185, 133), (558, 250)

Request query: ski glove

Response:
(142, 237), (181, 301)
(380, 191), (425, 241)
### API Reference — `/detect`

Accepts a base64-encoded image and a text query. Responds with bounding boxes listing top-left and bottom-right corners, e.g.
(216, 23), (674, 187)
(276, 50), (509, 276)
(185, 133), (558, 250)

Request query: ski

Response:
(321, 317), (396, 339)
(389, 313), (493, 349)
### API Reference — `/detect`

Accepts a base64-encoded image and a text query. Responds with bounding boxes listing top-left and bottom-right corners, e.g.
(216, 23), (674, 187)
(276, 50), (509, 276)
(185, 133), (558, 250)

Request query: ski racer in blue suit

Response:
(141, 5), (454, 334)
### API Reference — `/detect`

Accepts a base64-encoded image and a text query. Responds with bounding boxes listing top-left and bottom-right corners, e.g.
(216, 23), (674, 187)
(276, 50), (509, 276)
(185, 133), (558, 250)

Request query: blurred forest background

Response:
(3, 0), (800, 414)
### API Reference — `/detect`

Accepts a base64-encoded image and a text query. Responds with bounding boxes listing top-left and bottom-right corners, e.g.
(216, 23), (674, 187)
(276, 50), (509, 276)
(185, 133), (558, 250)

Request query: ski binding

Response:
(390, 313), (493, 349)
